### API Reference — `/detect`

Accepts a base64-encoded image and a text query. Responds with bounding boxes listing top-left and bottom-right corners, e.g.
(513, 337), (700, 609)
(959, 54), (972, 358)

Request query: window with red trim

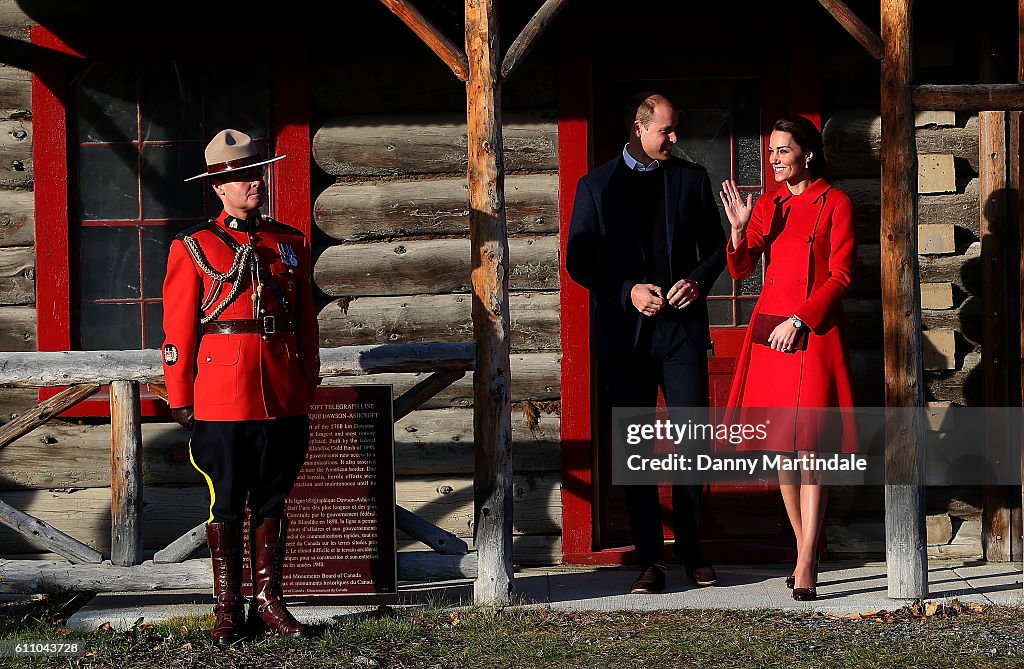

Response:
(31, 27), (310, 416)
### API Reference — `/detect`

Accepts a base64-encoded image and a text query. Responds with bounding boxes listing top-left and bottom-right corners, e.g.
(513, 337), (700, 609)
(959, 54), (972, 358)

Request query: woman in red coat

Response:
(720, 116), (857, 601)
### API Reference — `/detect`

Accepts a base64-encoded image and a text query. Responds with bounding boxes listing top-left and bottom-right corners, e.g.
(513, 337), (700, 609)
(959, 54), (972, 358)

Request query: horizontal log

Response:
(0, 305), (34, 349)
(0, 405), (560, 490)
(0, 118), (30, 187)
(394, 407), (560, 475)
(323, 351), (560, 409)
(0, 498), (103, 563)
(397, 534), (560, 566)
(0, 552), (481, 592)
(394, 471), (561, 539)
(914, 84), (1024, 111)
(0, 558), (212, 594)
(835, 178), (981, 236)
(0, 387), (36, 423)
(314, 173), (558, 241)
(927, 351), (982, 405)
(318, 291), (560, 351)
(0, 422), (195, 490)
(314, 236), (559, 297)
(312, 110), (557, 177)
(844, 298), (981, 348)
(823, 111), (979, 176)
(0, 343), (476, 387)
(311, 53), (557, 114)
(0, 486), (211, 554)
(0, 471), (561, 554)
(919, 242), (981, 290)
(0, 65), (30, 115)
(0, 244), (32, 304)
(0, 188), (32, 245)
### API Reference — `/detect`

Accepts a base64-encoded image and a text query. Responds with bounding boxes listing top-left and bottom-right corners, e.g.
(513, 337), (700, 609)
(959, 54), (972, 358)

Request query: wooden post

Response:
(466, 0), (513, 606)
(110, 380), (143, 567)
(979, 112), (1020, 562)
(1019, 0), (1024, 589)
(880, 0), (928, 598)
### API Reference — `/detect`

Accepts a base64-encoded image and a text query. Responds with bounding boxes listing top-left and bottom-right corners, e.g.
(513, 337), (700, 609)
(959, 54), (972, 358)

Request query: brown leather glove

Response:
(171, 406), (195, 431)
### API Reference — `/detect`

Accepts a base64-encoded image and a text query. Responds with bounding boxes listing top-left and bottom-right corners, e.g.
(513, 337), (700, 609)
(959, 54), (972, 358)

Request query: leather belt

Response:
(203, 316), (295, 335)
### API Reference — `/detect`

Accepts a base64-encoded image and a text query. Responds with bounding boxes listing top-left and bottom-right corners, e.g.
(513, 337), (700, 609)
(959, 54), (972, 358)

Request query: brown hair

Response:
(772, 115), (825, 177)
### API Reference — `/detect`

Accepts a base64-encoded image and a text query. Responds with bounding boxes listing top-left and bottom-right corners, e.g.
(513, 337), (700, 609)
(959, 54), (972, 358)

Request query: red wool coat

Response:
(725, 178), (857, 452)
(162, 211), (320, 421)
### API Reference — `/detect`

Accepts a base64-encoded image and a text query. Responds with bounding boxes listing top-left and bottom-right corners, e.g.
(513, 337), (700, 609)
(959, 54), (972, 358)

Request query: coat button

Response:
(206, 355), (211, 362)
(768, 277), (774, 285)
(806, 235), (814, 243)
(288, 268), (295, 274)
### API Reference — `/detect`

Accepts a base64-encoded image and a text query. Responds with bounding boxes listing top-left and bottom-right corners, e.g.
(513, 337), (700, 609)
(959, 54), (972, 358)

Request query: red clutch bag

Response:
(751, 313), (809, 353)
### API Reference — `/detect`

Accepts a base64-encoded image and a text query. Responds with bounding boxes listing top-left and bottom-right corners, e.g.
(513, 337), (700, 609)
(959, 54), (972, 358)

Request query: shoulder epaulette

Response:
(174, 219), (215, 241)
(261, 217), (304, 237)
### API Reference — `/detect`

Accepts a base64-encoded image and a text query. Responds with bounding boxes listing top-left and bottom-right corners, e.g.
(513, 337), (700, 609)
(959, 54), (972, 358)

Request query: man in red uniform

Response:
(162, 129), (320, 645)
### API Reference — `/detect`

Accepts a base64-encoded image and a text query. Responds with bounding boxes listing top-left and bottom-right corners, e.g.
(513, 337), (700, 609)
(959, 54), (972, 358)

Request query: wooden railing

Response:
(0, 343), (484, 595)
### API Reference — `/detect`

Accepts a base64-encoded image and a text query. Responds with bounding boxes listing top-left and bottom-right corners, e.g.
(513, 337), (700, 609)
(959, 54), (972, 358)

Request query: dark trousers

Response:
(189, 415), (309, 524)
(599, 316), (708, 568)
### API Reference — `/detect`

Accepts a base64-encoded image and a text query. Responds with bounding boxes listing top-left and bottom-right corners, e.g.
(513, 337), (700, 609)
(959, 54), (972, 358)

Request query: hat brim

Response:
(183, 154), (287, 182)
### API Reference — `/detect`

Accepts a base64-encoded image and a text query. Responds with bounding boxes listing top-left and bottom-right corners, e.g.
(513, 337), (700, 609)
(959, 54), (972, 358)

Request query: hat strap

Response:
(207, 155), (261, 174)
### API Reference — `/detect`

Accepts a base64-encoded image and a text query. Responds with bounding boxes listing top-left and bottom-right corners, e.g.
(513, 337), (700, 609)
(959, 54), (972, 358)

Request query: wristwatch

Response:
(789, 315), (803, 329)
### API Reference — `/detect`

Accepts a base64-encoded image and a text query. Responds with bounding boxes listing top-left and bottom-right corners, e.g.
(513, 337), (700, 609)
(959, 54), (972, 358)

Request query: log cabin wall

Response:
(0, 0), (1014, 566)
(307, 16), (564, 564)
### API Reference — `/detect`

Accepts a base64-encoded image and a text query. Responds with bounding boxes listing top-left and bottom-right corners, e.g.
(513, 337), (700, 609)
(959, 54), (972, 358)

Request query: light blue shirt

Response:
(622, 144), (660, 172)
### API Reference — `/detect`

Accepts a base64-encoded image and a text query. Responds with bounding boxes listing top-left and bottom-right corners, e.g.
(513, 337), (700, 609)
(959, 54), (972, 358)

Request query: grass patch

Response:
(1, 593), (1022, 668)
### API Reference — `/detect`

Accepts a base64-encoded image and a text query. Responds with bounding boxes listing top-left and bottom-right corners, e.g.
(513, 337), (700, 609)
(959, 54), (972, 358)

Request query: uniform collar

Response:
(217, 210), (262, 232)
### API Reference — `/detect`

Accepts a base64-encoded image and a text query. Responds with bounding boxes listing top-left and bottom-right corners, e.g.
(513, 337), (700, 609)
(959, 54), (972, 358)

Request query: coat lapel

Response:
(663, 160), (680, 278)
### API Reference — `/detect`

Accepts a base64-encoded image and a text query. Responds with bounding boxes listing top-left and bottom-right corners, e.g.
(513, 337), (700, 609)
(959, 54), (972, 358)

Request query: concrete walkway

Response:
(66, 560), (1023, 630)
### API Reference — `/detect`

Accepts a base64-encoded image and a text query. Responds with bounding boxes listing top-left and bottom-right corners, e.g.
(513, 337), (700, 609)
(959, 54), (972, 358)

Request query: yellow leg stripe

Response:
(188, 437), (216, 524)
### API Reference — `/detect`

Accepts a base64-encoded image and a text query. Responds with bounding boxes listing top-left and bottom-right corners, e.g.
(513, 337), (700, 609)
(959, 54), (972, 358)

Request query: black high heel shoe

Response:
(792, 560), (818, 601)
(785, 574), (795, 589)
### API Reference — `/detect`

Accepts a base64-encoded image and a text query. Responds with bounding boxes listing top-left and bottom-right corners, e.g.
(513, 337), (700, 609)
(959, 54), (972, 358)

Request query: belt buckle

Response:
(262, 315), (276, 334)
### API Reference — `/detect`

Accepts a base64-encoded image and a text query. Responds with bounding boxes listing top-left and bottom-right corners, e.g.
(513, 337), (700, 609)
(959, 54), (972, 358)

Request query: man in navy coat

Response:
(566, 93), (726, 593)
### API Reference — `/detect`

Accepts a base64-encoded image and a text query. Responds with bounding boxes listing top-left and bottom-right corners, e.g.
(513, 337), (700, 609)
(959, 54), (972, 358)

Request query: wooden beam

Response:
(500, 0), (571, 80)
(0, 383), (100, 450)
(110, 380), (143, 567)
(817, 0), (884, 60)
(0, 344), (475, 387)
(465, 0), (513, 606)
(153, 522), (206, 564)
(880, 0), (928, 599)
(395, 505), (469, 555)
(377, 0), (469, 82)
(0, 499), (103, 564)
(914, 84), (1024, 111)
(393, 371), (466, 421)
(978, 112), (1018, 562)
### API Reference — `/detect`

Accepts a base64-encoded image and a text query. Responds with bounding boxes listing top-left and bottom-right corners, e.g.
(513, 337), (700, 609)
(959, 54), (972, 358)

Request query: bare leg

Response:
(779, 457), (803, 578)
(793, 454), (828, 590)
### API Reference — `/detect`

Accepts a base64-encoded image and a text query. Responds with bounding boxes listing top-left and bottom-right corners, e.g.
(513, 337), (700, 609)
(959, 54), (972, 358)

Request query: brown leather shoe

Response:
(630, 564), (666, 594)
(206, 522), (245, 647)
(685, 564), (717, 586)
(247, 517), (309, 638)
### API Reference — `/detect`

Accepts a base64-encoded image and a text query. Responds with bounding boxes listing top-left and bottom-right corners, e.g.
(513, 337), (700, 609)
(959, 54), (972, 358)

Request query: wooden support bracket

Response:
(817, 0), (884, 60)
(0, 383), (100, 450)
(501, 0), (571, 80)
(153, 522), (207, 564)
(396, 505), (469, 555)
(393, 370), (466, 421)
(378, 0), (469, 81)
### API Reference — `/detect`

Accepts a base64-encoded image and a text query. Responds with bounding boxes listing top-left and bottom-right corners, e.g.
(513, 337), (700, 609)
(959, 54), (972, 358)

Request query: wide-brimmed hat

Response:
(184, 129), (286, 182)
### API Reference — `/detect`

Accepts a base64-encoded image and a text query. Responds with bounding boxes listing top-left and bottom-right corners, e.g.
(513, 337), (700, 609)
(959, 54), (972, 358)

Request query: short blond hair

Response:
(629, 93), (675, 129)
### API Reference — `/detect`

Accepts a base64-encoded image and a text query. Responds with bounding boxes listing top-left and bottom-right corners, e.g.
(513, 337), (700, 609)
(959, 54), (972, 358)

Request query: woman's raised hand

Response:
(719, 179), (753, 235)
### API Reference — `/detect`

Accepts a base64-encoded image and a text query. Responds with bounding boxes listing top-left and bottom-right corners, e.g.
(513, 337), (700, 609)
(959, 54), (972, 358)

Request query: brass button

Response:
(206, 355), (211, 362)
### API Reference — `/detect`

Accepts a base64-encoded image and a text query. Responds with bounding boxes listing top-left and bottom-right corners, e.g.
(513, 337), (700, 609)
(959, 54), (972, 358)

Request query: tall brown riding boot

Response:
(205, 522), (245, 646)
(247, 517), (309, 638)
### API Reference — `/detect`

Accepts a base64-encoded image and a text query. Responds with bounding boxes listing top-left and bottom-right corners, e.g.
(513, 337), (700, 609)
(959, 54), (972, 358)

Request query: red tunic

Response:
(161, 211), (320, 421)
(725, 178), (857, 452)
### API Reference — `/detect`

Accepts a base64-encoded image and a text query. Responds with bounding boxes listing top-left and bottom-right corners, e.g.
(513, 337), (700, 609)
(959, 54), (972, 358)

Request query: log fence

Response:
(0, 343), (486, 594)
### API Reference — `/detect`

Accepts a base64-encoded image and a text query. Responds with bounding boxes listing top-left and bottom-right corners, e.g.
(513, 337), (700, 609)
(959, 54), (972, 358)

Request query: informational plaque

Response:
(282, 385), (397, 597)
